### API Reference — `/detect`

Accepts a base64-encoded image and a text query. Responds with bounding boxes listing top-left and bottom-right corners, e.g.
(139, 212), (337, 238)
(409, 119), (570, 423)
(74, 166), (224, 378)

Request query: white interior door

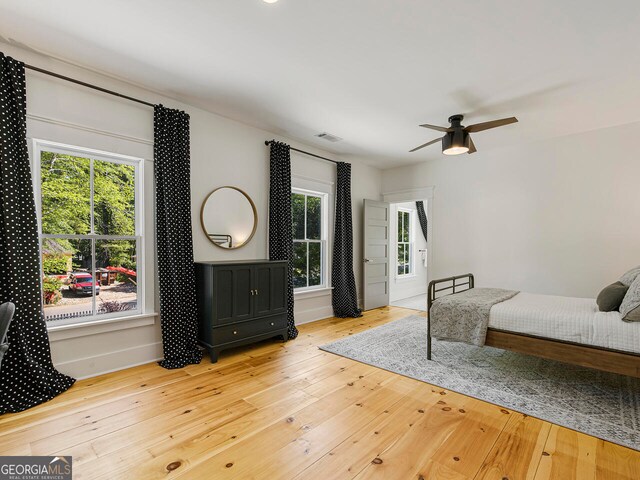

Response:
(363, 199), (390, 311)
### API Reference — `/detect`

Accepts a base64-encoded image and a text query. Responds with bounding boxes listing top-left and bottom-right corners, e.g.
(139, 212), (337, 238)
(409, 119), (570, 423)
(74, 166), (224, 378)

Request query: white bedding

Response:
(488, 292), (640, 354)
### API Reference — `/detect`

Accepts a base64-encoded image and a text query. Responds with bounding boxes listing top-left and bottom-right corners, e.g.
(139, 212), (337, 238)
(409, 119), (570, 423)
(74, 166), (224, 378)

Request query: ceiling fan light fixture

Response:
(442, 131), (470, 156)
(410, 114), (517, 155)
(442, 146), (469, 155)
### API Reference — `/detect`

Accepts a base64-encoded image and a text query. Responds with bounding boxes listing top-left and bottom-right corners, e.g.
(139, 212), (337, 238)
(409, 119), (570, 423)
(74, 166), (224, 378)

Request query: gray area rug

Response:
(319, 315), (640, 450)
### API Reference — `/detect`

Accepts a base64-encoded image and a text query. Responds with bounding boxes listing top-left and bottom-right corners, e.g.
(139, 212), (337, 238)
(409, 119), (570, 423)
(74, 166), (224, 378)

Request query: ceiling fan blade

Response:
(409, 137), (442, 153)
(419, 123), (453, 133)
(464, 117), (518, 133)
(467, 136), (477, 154)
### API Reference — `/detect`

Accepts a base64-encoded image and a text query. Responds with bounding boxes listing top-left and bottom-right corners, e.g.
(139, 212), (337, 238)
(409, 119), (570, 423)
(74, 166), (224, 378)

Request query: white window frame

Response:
(397, 207), (413, 277)
(291, 187), (329, 293)
(32, 139), (145, 328)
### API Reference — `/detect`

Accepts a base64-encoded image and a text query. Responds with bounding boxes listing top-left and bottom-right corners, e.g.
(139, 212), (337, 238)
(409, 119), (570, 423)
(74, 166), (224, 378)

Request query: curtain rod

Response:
(264, 140), (340, 165)
(24, 63), (155, 108)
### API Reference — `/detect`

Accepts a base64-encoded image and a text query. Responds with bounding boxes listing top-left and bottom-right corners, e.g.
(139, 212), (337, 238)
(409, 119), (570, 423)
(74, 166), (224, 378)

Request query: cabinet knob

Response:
(233, 330), (238, 335)
(270, 322), (274, 326)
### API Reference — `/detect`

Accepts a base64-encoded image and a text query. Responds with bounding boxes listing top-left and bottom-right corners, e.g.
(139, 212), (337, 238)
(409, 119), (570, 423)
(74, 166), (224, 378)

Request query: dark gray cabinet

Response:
(195, 260), (289, 362)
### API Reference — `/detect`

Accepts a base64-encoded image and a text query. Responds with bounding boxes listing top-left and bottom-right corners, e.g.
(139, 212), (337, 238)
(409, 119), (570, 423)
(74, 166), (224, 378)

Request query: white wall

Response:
(2, 42), (382, 378)
(382, 123), (640, 298)
(389, 202), (428, 302)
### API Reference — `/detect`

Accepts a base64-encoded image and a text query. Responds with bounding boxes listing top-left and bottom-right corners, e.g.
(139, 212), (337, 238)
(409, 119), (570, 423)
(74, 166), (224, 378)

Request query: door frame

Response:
(382, 186), (434, 293)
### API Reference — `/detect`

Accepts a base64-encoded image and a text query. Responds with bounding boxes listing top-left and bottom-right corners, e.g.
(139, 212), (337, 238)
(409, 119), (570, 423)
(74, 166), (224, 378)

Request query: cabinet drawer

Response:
(212, 315), (287, 346)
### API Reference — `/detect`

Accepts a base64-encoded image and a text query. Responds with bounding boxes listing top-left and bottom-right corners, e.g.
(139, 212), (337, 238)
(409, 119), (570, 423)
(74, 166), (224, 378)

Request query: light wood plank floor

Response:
(1, 306), (638, 479)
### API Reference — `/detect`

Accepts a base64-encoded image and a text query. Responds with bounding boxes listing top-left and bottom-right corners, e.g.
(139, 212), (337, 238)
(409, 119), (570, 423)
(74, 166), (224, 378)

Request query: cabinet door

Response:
(213, 265), (253, 324)
(254, 263), (287, 317)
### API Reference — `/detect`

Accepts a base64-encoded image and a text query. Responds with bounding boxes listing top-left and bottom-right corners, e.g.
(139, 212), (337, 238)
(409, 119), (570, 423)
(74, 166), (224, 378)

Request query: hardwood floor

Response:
(1, 306), (638, 479)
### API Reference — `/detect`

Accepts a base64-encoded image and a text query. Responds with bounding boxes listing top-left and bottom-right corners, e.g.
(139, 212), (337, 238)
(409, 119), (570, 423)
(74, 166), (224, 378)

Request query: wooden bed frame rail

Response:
(426, 274), (640, 378)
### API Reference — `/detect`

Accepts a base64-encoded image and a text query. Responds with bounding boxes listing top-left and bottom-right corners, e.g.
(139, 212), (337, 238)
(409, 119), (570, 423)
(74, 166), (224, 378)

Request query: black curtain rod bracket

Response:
(264, 139), (341, 165)
(24, 63), (155, 108)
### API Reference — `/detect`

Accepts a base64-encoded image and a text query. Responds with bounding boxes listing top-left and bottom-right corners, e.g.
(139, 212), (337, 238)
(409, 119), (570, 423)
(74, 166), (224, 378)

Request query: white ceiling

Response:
(1, 0), (639, 168)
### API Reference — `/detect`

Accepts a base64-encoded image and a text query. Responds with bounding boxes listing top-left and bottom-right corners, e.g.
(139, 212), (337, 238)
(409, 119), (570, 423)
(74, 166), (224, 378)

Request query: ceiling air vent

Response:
(315, 132), (343, 143)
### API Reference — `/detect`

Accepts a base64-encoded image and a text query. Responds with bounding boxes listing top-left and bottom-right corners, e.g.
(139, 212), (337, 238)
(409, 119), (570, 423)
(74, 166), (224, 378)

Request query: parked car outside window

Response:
(68, 273), (100, 296)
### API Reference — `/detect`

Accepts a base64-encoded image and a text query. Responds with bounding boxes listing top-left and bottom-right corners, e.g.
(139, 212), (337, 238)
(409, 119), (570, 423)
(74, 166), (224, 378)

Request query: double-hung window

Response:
(291, 189), (328, 291)
(397, 208), (412, 276)
(34, 140), (143, 324)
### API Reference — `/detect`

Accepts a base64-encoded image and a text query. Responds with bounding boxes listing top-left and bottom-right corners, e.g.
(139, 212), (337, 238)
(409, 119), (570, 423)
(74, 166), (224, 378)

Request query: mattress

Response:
(488, 292), (640, 354)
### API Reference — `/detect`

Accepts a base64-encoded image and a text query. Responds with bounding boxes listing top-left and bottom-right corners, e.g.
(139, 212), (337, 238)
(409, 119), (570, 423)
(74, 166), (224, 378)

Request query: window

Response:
(34, 141), (143, 324)
(397, 209), (412, 276)
(291, 189), (328, 291)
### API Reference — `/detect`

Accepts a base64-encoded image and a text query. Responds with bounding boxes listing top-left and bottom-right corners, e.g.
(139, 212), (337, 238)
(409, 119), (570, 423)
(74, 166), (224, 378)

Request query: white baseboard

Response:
(54, 342), (164, 380)
(56, 302), (355, 380)
(295, 305), (335, 325)
(390, 288), (427, 303)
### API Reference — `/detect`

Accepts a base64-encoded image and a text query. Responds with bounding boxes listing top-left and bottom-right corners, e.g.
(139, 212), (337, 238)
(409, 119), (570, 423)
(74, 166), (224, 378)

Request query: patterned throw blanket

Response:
(430, 288), (520, 346)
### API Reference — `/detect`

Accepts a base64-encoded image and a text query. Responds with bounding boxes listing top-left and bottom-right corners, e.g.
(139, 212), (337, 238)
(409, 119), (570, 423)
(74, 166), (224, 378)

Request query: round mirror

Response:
(200, 186), (257, 249)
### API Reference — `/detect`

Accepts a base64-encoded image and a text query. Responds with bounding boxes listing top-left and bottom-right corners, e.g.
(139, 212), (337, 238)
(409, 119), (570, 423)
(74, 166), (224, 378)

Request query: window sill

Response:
(47, 312), (158, 341)
(294, 287), (333, 299)
(395, 274), (417, 282)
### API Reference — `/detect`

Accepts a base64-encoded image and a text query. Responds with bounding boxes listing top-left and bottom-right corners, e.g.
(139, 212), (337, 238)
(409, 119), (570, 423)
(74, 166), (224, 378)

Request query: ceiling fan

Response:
(410, 114), (518, 155)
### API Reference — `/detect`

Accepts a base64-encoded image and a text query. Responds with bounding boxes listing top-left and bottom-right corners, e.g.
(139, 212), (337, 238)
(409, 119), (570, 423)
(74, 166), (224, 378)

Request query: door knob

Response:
(363, 258), (371, 263)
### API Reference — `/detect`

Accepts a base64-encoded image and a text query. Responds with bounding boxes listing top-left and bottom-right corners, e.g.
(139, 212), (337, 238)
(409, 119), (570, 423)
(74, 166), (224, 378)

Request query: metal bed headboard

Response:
(426, 273), (474, 360)
(208, 234), (233, 247)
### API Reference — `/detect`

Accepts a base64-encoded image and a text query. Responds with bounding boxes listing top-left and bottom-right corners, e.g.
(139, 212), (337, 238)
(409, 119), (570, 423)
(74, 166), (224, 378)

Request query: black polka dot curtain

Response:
(268, 141), (298, 339)
(154, 105), (203, 368)
(0, 53), (75, 413)
(332, 162), (362, 318)
(416, 201), (428, 243)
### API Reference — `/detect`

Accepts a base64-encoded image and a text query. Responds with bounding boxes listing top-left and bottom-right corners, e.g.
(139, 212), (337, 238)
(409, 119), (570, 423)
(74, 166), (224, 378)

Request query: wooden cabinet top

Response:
(194, 259), (287, 266)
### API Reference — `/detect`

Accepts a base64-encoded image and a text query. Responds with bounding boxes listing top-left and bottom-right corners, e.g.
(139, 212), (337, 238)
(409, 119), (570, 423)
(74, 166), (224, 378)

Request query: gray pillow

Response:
(619, 266), (640, 287)
(620, 275), (640, 322)
(596, 282), (629, 312)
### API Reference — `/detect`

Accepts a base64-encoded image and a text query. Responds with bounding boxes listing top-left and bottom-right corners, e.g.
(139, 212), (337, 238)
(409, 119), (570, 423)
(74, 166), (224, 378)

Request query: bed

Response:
(427, 274), (640, 378)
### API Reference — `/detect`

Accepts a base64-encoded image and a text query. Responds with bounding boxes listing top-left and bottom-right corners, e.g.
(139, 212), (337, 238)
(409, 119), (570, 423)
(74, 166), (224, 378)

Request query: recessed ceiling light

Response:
(263, 0), (278, 3)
